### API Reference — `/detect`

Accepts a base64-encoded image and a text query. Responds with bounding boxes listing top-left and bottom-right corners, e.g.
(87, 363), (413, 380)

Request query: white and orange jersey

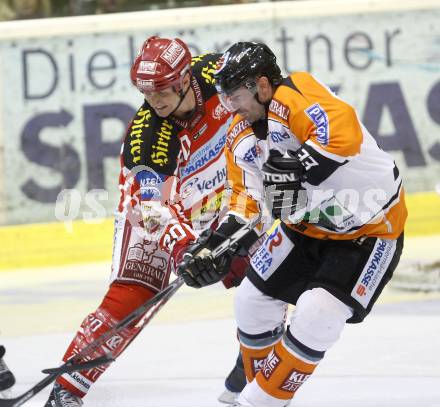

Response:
(224, 116), (271, 232)
(227, 72), (407, 240)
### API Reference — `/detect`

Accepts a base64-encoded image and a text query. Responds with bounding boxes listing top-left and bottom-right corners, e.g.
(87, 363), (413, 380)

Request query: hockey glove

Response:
(262, 149), (307, 223)
(178, 229), (232, 289)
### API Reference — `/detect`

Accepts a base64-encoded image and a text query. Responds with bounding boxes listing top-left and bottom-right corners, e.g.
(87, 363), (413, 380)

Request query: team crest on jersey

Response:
(305, 103), (330, 146)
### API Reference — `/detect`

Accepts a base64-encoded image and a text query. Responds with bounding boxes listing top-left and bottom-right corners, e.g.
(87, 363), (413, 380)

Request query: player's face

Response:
(219, 84), (266, 123)
(143, 87), (180, 117)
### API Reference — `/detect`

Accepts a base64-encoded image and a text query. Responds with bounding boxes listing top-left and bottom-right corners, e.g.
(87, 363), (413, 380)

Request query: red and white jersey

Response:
(112, 53), (232, 288)
(226, 72), (407, 240)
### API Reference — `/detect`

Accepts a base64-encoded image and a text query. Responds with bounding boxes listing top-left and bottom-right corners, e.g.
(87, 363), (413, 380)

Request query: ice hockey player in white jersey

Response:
(179, 42), (407, 407)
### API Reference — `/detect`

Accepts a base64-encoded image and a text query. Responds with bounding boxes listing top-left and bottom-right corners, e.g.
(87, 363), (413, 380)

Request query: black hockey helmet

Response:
(214, 42), (283, 95)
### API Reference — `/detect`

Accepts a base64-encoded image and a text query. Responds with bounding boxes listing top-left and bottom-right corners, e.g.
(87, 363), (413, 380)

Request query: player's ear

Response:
(257, 76), (273, 103)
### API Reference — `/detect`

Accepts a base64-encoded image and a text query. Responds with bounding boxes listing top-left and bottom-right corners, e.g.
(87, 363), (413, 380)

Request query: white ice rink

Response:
(1, 252), (440, 407)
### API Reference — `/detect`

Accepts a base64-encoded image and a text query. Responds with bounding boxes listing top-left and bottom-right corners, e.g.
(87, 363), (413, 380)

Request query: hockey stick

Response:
(0, 215), (259, 407)
(0, 279), (181, 407)
(0, 355), (114, 407)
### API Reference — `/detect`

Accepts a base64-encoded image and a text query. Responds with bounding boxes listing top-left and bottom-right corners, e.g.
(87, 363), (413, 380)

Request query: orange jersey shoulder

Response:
(269, 72), (363, 158)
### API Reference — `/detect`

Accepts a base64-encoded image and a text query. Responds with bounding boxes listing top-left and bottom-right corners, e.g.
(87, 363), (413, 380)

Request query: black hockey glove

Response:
(178, 229), (233, 289)
(262, 149), (307, 223)
(177, 215), (260, 289)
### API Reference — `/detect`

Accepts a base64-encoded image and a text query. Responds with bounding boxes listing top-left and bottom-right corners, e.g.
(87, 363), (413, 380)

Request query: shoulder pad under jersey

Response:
(122, 102), (181, 175)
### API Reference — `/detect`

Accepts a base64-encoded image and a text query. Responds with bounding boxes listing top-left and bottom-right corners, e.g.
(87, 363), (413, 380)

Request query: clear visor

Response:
(217, 84), (257, 113)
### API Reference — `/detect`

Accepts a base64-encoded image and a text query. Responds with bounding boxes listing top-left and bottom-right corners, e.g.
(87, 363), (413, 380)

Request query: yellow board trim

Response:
(0, 192), (439, 271)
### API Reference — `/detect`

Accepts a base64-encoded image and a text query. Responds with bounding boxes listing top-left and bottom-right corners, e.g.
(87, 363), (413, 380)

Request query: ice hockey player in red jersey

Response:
(179, 42), (407, 407)
(44, 36), (250, 407)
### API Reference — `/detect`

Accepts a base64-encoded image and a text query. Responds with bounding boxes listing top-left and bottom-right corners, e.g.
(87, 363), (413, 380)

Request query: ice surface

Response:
(1, 261), (440, 407)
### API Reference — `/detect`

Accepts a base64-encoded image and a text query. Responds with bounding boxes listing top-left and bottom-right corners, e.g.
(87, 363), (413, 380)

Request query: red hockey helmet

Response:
(130, 36), (192, 93)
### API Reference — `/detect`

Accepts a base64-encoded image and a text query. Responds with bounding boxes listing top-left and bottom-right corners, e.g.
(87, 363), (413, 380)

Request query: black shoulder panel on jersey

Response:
(122, 102), (181, 175)
(281, 76), (303, 96)
(298, 143), (348, 186)
(191, 53), (222, 100)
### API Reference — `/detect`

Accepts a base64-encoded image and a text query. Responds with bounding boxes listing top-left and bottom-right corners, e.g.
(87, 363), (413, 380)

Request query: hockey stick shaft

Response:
(0, 278), (182, 407)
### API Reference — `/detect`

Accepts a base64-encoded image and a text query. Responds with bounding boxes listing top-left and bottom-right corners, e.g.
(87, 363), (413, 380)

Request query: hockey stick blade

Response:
(0, 275), (185, 407)
(41, 354), (114, 375)
(0, 355), (114, 407)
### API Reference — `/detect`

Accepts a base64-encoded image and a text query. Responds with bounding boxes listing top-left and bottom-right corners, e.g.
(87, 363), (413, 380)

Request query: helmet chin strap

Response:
(169, 82), (192, 117)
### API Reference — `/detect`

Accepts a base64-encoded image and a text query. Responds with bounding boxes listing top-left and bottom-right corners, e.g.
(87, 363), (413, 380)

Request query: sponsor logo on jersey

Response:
(180, 131), (227, 178)
(352, 239), (394, 308)
(212, 103), (229, 121)
(160, 40), (186, 68)
(227, 119), (251, 148)
(129, 108), (152, 164)
(138, 61), (158, 75)
(250, 227), (283, 278)
(270, 131), (290, 143)
(193, 123), (208, 141)
(123, 242), (168, 291)
(280, 369), (312, 393)
(243, 146), (257, 162)
(269, 99), (290, 121)
(305, 103), (330, 146)
(261, 350), (281, 380)
(151, 120), (173, 167)
(181, 167), (226, 197)
(137, 170), (166, 200)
